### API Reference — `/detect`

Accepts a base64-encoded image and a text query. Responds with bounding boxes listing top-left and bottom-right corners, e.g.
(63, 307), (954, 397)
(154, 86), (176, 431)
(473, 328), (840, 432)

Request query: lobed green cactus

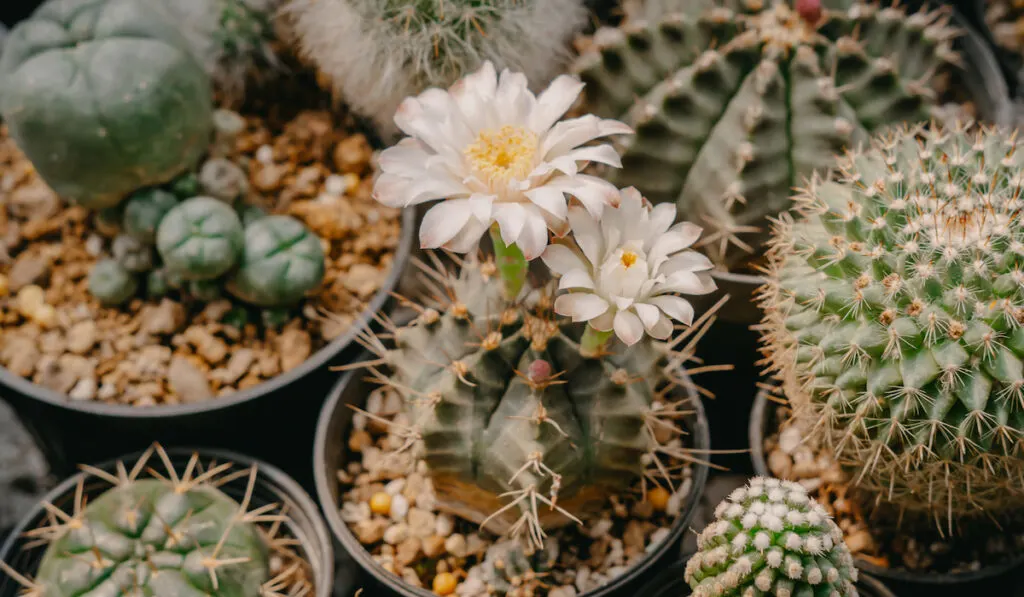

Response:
(572, 0), (958, 270)
(759, 122), (1024, 523)
(285, 0), (588, 138)
(123, 188), (181, 243)
(226, 215), (326, 307)
(686, 477), (858, 597)
(353, 255), (711, 542)
(89, 259), (139, 306)
(0, 0), (214, 209)
(157, 196), (246, 280)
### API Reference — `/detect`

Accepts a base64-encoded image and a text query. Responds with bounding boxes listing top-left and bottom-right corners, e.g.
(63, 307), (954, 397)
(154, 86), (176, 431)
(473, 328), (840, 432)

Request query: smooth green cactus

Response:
(227, 215), (325, 307)
(685, 477), (858, 597)
(354, 256), (708, 542)
(200, 158), (249, 202)
(0, 0), (213, 209)
(157, 196), (245, 280)
(573, 0), (958, 270)
(112, 234), (155, 272)
(123, 188), (180, 243)
(759, 122), (1024, 522)
(89, 259), (139, 306)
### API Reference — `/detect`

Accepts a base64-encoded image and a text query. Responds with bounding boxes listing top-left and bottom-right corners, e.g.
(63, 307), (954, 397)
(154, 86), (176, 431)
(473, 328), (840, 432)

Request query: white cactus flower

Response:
(542, 188), (717, 346)
(372, 60), (631, 260)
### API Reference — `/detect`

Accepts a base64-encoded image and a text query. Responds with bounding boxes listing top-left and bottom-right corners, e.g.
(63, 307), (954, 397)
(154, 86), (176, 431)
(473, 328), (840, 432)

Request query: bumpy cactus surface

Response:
(759, 122), (1024, 522)
(0, 0), (213, 209)
(686, 477), (858, 597)
(286, 0), (588, 137)
(227, 215), (325, 307)
(573, 0), (957, 270)
(355, 256), (710, 541)
(157, 196), (246, 280)
(89, 259), (139, 306)
(124, 188), (181, 243)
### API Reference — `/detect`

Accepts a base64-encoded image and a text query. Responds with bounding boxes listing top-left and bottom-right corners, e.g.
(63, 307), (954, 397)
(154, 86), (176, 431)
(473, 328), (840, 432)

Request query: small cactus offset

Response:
(686, 477), (858, 597)
(572, 0), (958, 270)
(285, 0), (588, 137)
(157, 196), (246, 280)
(350, 254), (716, 544)
(0, 444), (312, 597)
(227, 215), (326, 307)
(759, 122), (1024, 523)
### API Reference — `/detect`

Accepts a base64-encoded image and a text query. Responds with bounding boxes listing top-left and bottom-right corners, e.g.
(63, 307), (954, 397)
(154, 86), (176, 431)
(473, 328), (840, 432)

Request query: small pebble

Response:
(68, 377), (97, 401)
(408, 508), (436, 538)
(383, 523), (409, 545)
(390, 494), (410, 521)
(32, 304), (57, 329)
(67, 321), (98, 354)
(779, 425), (803, 454)
(647, 487), (670, 511)
(255, 145), (274, 164)
(435, 513), (454, 538)
(385, 478), (406, 496)
(16, 285), (45, 318)
(369, 492), (392, 516)
(433, 572), (457, 596)
(445, 534), (467, 558)
(324, 174), (346, 196)
(422, 535), (446, 558)
(0, 273), (7, 297)
(395, 537), (421, 567)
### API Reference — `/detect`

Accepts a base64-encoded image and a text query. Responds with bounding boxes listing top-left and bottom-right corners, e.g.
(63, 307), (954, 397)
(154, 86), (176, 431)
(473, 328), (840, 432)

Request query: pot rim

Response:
(313, 357), (712, 597)
(0, 446), (335, 597)
(749, 389), (1024, 585)
(0, 207), (416, 419)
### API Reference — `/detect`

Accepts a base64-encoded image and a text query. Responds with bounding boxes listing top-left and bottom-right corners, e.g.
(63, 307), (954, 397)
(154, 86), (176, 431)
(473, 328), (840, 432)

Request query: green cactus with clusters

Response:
(354, 255), (708, 542)
(759, 122), (1024, 523)
(227, 216), (326, 307)
(572, 0), (958, 270)
(686, 477), (859, 597)
(0, 0), (214, 209)
(0, 445), (312, 597)
(157, 196), (246, 280)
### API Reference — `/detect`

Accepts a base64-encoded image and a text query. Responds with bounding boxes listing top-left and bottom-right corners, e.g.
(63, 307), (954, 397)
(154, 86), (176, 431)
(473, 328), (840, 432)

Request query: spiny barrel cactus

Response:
(686, 477), (858, 597)
(573, 0), (958, 270)
(0, 0), (213, 209)
(0, 445), (312, 597)
(285, 0), (588, 137)
(759, 122), (1024, 523)
(157, 196), (246, 280)
(227, 215), (326, 307)
(353, 255), (710, 542)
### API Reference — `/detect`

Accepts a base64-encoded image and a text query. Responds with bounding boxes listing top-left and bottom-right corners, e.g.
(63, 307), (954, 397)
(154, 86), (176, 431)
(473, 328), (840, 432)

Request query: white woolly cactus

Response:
(686, 477), (859, 597)
(284, 0), (588, 137)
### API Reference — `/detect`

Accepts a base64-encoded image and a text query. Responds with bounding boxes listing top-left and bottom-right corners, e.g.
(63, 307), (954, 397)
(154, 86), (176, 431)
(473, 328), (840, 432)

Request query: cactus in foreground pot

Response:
(686, 477), (858, 597)
(759, 122), (1024, 523)
(157, 196), (246, 280)
(572, 0), (958, 270)
(0, 0), (214, 209)
(0, 444), (312, 597)
(227, 215), (326, 307)
(285, 0), (588, 137)
(89, 259), (140, 306)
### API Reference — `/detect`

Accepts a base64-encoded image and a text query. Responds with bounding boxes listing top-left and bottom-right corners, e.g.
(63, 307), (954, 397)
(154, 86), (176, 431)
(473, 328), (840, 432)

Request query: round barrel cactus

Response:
(0, 0), (214, 209)
(227, 215), (325, 307)
(157, 196), (245, 280)
(89, 259), (139, 305)
(123, 187), (179, 242)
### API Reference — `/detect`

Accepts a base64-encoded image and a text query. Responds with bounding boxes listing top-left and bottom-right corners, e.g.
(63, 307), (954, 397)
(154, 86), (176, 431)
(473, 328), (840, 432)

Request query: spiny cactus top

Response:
(355, 255), (707, 544)
(759, 122), (1024, 522)
(686, 477), (858, 597)
(573, 0), (957, 270)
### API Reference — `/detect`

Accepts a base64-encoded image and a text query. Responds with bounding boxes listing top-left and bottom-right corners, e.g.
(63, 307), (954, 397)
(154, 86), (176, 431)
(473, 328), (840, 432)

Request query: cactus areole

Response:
(760, 123), (1024, 523)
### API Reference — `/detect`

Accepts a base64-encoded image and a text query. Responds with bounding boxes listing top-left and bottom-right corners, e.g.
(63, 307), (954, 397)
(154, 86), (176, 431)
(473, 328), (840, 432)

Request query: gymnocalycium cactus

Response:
(686, 477), (859, 597)
(0, 0), (214, 209)
(759, 122), (1024, 524)
(573, 0), (958, 270)
(157, 196), (246, 280)
(227, 216), (327, 307)
(0, 444), (312, 597)
(285, 0), (589, 137)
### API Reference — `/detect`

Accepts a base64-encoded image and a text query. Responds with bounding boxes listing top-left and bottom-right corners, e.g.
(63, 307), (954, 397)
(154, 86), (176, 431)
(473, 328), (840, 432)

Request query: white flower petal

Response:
(525, 187), (569, 220)
(555, 293), (609, 322)
(542, 115), (633, 157)
(542, 243), (586, 275)
(420, 201), (472, 249)
(661, 271), (717, 296)
(563, 144), (623, 169)
(649, 296), (696, 326)
(445, 217), (491, 254)
(493, 203), (527, 246)
(634, 302), (663, 331)
(517, 208), (550, 260)
(648, 314), (674, 339)
(613, 310), (645, 346)
(649, 203), (677, 239)
(558, 269), (595, 290)
(661, 251), (714, 275)
(563, 175), (620, 219)
(567, 206), (602, 265)
(495, 69), (534, 126)
(590, 310), (615, 332)
(378, 141), (431, 177)
(529, 74), (585, 133)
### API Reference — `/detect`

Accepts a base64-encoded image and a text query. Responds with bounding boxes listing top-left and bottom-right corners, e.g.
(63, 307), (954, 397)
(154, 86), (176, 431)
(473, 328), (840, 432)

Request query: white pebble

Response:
(85, 235), (104, 256)
(589, 518), (613, 539)
(435, 513), (455, 538)
(549, 588), (577, 597)
(575, 567), (592, 592)
(340, 502), (370, 523)
(445, 534), (467, 557)
(255, 145), (274, 164)
(352, 411), (367, 431)
(382, 523), (408, 545)
(416, 490), (436, 511)
(97, 382), (117, 401)
(385, 479), (406, 496)
(779, 426), (803, 454)
(647, 528), (671, 552)
(389, 494), (409, 521)
(68, 377), (97, 401)
(366, 390), (384, 415)
(324, 174), (346, 196)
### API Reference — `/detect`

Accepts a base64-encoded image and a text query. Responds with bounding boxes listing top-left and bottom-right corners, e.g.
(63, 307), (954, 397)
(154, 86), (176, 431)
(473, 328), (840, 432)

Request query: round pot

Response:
(0, 208), (415, 485)
(0, 446), (334, 597)
(639, 559), (899, 597)
(749, 390), (1024, 594)
(313, 360), (711, 597)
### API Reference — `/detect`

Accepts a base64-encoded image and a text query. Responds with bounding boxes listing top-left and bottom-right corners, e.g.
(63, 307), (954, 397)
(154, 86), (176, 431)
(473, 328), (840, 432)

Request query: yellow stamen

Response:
(464, 125), (538, 185)
(620, 251), (638, 268)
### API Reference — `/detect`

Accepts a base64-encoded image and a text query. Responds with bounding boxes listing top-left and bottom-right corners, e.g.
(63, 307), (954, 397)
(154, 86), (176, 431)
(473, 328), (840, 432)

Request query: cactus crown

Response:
(349, 253), (718, 547)
(0, 444), (311, 597)
(759, 122), (1024, 525)
(573, 0), (958, 270)
(686, 477), (858, 597)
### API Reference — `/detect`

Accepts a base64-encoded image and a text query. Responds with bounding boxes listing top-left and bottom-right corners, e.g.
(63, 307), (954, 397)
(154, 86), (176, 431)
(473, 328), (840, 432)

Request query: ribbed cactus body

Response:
(760, 123), (1024, 520)
(686, 477), (858, 597)
(573, 0), (956, 269)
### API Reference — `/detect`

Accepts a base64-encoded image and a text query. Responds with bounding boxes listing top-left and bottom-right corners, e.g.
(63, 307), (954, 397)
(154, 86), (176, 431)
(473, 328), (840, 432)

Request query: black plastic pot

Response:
(0, 446), (335, 597)
(0, 208), (415, 487)
(749, 390), (1024, 595)
(313, 360), (711, 597)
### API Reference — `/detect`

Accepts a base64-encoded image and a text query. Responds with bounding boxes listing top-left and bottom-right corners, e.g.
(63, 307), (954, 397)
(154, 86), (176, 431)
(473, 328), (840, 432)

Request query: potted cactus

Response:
(756, 121), (1024, 591)
(311, 61), (723, 596)
(0, 443), (335, 597)
(0, 0), (413, 478)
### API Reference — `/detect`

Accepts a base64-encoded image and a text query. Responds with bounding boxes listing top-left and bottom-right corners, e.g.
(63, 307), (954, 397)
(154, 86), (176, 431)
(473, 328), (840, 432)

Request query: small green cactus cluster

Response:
(355, 255), (709, 543)
(469, 539), (558, 595)
(285, 0), (588, 137)
(686, 477), (859, 597)
(759, 122), (1024, 523)
(0, 445), (312, 597)
(573, 0), (959, 270)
